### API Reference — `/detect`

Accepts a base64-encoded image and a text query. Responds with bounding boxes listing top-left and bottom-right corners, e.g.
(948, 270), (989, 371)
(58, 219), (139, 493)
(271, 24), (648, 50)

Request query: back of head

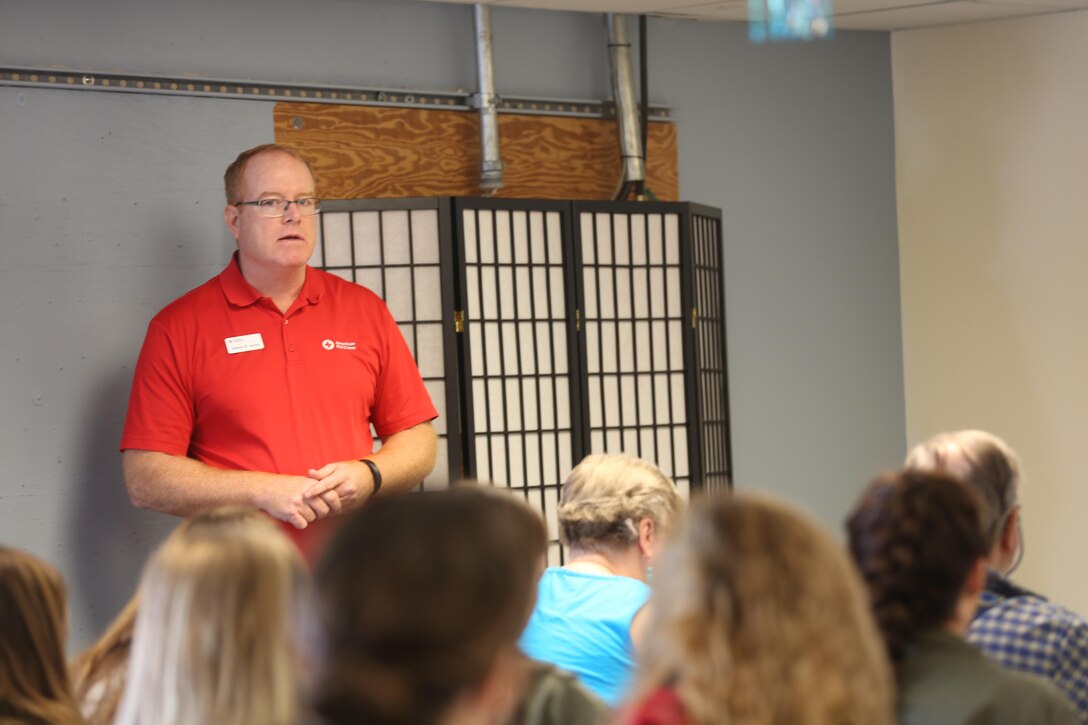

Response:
(846, 469), (989, 667)
(559, 454), (683, 554)
(0, 546), (82, 725)
(116, 507), (310, 725)
(904, 429), (1020, 547)
(638, 492), (894, 725)
(314, 486), (547, 725)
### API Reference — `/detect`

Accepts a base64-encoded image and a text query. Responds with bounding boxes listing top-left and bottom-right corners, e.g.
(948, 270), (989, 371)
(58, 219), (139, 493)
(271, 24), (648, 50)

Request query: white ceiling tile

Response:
(416, 0), (1083, 30)
(832, 0), (1049, 29)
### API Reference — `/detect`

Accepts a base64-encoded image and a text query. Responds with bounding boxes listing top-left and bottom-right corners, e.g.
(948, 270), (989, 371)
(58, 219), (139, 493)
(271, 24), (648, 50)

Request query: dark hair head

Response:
(846, 469), (989, 666)
(314, 487), (547, 725)
(0, 546), (82, 724)
(223, 143), (315, 204)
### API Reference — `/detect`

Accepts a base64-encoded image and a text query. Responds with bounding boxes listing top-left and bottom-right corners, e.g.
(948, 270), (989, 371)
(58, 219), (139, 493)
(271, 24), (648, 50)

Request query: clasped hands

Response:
(271, 460), (377, 530)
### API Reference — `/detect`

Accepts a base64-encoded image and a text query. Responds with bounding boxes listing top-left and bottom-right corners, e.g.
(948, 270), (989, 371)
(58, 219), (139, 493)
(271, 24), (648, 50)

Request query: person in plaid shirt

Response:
(906, 430), (1088, 721)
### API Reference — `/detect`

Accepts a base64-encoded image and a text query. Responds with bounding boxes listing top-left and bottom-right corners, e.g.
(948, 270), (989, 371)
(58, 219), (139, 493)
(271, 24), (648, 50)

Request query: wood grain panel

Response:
(273, 103), (677, 201)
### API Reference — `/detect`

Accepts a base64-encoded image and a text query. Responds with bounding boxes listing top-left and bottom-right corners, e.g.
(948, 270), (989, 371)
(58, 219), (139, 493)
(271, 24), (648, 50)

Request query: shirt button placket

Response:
(283, 316), (300, 361)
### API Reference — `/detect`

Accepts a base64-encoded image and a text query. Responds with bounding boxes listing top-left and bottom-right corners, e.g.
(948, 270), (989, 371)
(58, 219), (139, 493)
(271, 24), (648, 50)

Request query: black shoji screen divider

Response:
(686, 204), (732, 494)
(317, 196), (731, 558)
(451, 198), (585, 565)
(316, 197), (462, 489)
(570, 201), (732, 499)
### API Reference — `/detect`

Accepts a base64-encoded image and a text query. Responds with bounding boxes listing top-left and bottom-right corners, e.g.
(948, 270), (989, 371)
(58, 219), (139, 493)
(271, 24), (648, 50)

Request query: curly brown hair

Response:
(636, 491), (894, 725)
(846, 469), (989, 667)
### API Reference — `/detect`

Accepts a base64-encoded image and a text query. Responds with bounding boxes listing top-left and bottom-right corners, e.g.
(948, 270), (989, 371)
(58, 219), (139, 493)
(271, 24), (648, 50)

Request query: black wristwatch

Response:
(360, 458), (382, 496)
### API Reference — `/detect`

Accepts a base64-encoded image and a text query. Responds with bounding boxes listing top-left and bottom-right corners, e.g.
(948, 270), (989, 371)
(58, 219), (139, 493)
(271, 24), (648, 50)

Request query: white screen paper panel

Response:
(461, 205), (575, 565)
(318, 205), (450, 489)
(580, 210), (690, 498)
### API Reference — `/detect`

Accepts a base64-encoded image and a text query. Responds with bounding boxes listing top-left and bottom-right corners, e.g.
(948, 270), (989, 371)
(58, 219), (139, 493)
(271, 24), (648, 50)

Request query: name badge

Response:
(225, 333), (265, 355)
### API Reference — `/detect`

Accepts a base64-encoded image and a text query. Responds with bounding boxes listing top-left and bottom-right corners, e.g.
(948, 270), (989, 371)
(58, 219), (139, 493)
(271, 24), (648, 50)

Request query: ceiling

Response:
(422, 0), (1088, 32)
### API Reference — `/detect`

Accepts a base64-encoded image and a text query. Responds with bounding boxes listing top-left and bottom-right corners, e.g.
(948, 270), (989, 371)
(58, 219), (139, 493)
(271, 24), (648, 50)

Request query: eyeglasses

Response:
(233, 197), (321, 217)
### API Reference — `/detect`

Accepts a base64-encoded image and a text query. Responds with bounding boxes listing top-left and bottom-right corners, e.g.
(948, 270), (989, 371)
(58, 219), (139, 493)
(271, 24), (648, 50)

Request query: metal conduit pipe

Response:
(474, 4), (504, 191)
(606, 14), (646, 191)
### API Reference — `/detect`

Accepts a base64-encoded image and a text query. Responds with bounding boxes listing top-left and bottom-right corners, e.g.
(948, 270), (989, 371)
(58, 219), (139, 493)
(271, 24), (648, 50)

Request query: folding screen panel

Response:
(573, 204), (687, 498)
(453, 199), (581, 565)
(688, 206), (732, 494)
(311, 196), (730, 557)
(314, 198), (460, 488)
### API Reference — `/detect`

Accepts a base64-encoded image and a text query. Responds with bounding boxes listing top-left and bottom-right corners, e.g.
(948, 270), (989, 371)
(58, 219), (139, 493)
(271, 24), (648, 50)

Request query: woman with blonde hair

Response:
(114, 506), (313, 725)
(625, 491), (895, 725)
(519, 453), (683, 707)
(0, 546), (83, 724)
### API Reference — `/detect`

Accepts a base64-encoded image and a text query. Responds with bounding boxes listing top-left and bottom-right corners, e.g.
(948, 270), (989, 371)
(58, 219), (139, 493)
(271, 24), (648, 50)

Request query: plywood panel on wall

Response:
(273, 103), (677, 200)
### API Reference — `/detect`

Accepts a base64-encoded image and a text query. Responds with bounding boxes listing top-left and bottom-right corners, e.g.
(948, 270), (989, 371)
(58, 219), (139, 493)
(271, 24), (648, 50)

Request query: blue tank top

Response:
(519, 567), (651, 707)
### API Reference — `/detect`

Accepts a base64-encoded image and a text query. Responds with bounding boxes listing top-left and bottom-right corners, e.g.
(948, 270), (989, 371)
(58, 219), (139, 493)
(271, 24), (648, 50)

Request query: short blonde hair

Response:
(637, 491), (894, 725)
(115, 507), (311, 725)
(558, 453), (683, 553)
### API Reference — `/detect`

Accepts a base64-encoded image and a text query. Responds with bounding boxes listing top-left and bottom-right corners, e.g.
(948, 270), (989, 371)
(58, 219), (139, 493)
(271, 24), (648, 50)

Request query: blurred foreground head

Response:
(314, 486), (547, 725)
(638, 490), (895, 725)
(0, 546), (82, 724)
(115, 506), (312, 725)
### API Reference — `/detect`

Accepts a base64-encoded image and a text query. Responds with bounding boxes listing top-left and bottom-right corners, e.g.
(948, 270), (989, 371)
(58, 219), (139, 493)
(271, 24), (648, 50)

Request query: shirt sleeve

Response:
(1049, 614), (1088, 721)
(119, 318), (195, 456)
(369, 301), (439, 439)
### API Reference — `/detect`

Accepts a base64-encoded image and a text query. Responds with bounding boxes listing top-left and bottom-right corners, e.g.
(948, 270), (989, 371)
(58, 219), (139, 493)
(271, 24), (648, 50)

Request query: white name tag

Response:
(225, 333), (265, 355)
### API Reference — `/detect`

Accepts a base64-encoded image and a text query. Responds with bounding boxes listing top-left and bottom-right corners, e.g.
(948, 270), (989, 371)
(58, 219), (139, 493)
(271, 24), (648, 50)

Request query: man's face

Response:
(224, 151), (317, 277)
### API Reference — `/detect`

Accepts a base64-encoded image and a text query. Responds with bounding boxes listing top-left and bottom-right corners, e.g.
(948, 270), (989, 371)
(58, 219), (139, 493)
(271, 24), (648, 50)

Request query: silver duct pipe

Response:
(473, 5), (504, 191)
(606, 14), (645, 188)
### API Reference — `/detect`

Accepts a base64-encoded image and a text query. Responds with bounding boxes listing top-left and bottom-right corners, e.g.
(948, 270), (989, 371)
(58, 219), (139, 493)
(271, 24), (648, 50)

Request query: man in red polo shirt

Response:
(120, 144), (437, 558)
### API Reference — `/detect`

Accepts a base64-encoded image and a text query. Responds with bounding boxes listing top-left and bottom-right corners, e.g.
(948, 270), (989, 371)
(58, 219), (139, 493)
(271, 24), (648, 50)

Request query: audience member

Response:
(313, 486), (548, 725)
(114, 506), (313, 725)
(847, 469), (1077, 724)
(906, 429), (1088, 719)
(625, 490), (894, 725)
(0, 546), (83, 725)
(70, 594), (137, 725)
(519, 454), (683, 707)
(506, 658), (605, 725)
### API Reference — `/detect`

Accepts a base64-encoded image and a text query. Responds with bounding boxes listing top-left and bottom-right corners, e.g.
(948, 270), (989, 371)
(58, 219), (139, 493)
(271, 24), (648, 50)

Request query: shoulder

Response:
(977, 669), (1080, 724)
(970, 594), (1088, 661)
(514, 660), (608, 725)
(148, 274), (223, 328)
(623, 687), (688, 725)
(900, 637), (1077, 725)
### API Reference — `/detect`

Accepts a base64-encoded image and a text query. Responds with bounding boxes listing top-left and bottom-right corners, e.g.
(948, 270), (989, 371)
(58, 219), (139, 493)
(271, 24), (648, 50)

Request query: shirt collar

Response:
(218, 252), (324, 310)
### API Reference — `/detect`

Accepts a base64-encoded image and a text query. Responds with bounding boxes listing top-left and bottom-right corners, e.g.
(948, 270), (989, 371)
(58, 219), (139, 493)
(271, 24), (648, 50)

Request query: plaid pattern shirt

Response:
(968, 571), (1088, 722)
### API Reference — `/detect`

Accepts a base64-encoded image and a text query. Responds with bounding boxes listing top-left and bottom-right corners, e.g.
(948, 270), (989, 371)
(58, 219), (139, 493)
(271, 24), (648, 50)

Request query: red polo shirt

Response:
(122, 255), (438, 555)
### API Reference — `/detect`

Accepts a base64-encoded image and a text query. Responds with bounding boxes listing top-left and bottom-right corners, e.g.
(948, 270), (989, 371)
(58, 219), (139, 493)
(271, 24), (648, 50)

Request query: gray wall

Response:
(0, 0), (904, 648)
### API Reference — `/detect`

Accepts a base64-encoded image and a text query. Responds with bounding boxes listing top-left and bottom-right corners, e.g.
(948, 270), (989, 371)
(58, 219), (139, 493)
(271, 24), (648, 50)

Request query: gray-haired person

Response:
(906, 430), (1088, 720)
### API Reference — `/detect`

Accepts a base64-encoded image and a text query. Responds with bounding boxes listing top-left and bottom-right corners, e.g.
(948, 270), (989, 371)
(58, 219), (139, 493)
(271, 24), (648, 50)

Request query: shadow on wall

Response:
(70, 367), (175, 641)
